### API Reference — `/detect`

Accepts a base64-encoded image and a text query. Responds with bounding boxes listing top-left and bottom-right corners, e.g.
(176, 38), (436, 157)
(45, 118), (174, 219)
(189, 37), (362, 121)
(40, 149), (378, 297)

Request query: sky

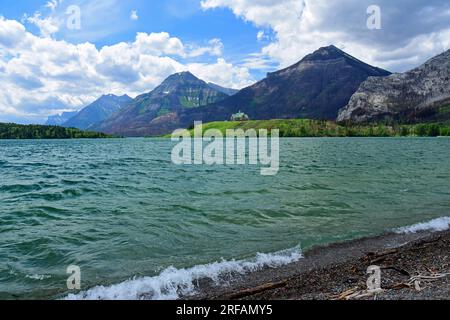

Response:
(0, 0), (449, 124)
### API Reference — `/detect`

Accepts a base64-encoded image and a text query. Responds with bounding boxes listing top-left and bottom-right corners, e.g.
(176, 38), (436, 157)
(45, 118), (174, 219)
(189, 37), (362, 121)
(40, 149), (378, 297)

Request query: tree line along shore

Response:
(0, 123), (113, 139)
(2, 120), (450, 139)
(178, 119), (450, 138)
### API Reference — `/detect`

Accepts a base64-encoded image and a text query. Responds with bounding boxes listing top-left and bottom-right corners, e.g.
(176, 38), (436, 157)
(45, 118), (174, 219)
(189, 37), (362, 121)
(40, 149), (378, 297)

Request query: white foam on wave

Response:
(66, 246), (303, 300)
(395, 216), (450, 234)
(25, 274), (52, 281)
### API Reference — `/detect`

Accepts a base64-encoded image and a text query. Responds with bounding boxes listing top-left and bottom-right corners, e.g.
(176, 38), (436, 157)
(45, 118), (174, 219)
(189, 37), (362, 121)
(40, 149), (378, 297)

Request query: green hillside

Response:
(169, 119), (450, 137)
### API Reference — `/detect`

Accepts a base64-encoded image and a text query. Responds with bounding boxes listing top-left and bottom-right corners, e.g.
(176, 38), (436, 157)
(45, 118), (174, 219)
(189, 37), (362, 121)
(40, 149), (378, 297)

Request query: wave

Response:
(66, 246), (303, 300)
(25, 274), (52, 281)
(65, 217), (449, 300)
(395, 216), (450, 234)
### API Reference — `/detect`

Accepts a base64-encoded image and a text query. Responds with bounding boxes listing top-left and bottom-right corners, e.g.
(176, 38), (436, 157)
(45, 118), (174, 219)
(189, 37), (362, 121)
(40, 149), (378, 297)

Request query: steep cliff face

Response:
(338, 49), (450, 123)
(96, 72), (229, 136)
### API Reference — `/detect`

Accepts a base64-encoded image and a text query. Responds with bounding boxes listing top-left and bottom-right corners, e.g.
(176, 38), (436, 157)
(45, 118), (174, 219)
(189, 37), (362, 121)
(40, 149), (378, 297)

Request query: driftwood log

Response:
(223, 280), (288, 300)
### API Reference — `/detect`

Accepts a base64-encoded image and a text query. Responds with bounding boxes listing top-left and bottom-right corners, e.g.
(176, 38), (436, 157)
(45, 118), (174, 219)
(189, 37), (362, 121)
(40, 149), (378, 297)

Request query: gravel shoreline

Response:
(191, 230), (449, 300)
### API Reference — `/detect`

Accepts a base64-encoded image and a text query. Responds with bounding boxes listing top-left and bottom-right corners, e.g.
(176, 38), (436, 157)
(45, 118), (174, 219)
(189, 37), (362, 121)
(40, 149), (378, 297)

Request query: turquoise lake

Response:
(1, 138), (449, 299)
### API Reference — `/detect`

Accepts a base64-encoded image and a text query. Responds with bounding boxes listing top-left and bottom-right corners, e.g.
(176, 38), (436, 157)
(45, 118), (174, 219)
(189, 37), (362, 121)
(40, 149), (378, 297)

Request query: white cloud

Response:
(130, 10), (139, 21)
(240, 53), (277, 70)
(26, 12), (60, 37)
(187, 38), (224, 57)
(134, 32), (185, 56)
(256, 30), (264, 41)
(45, 0), (61, 11)
(0, 17), (254, 123)
(201, 0), (450, 72)
(0, 17), (28, 47)
(187, 58), (254, 89)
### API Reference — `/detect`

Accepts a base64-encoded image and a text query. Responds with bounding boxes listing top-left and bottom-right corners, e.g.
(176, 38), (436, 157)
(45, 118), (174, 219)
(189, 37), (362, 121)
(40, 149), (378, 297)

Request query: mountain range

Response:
(63, 94), (132, 130)
(93, 72), (232, 136)
(46, 94), (132, 130)
(45, 111), (78, 126)
(96, 45), (392, 136)
(171, 45), (391, 133)
(45, 45), (450, 136)
(46, 77), (238, 135)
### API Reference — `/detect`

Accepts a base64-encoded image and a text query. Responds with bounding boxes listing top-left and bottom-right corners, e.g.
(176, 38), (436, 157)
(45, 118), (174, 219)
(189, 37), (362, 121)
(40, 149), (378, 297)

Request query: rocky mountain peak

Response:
(270, 45), (390, 80)
(338, 48), (450, 123)
(62, 94), (132, 130)
(302, 45), (346, 61)
(99, 93), (130, 101)
(163, 71), (201, 84)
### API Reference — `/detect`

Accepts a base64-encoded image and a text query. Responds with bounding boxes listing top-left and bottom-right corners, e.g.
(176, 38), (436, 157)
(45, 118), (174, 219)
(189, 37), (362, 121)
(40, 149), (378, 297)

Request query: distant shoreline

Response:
(164, 119), (450, 138)
(2, 119), (450, 139)
(0, 123), (116, 139)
